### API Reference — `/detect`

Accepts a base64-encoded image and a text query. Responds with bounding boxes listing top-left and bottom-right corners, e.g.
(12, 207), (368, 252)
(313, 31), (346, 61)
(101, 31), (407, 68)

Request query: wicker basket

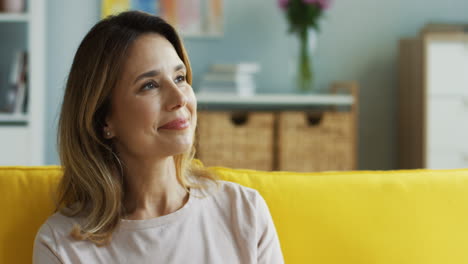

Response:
(277, 111), (355, 172)
(196, 111), (275, 170)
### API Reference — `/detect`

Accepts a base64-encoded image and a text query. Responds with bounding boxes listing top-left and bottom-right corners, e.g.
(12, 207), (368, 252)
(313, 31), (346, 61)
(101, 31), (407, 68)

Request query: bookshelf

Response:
(0, 0), (45, 165)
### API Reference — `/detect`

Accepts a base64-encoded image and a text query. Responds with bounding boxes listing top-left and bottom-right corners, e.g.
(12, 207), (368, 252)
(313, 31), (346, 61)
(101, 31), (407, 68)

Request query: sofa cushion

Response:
(0, 166), (62, 264)
(211, 166), (468, 264)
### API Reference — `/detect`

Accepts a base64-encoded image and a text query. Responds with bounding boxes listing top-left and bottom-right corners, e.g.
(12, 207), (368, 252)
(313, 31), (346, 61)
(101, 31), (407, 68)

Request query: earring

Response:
(106, 131), (111, 137)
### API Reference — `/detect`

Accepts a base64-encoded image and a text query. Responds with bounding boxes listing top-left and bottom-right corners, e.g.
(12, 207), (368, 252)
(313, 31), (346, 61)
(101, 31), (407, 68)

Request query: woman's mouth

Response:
(158, 118), (189, 130)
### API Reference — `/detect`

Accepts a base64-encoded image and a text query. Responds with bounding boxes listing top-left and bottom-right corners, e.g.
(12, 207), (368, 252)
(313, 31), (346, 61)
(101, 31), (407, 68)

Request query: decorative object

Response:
(0, 0), (25, 13)
(160, 0), (223, 37)
(278, 0), (332, 91)
(102, 0), (224, 37)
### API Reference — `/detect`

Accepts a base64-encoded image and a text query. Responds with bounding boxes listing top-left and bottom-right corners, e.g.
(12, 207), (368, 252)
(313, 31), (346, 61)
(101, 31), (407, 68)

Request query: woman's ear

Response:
(103, 117), (114, 139)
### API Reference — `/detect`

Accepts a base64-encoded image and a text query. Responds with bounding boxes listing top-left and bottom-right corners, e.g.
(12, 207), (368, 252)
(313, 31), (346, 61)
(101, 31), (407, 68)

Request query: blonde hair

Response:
(56, 11), (216, 246)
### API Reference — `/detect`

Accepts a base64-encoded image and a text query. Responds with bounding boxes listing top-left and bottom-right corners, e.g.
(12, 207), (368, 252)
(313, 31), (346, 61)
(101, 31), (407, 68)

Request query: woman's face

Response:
(105, 33), (197, 160)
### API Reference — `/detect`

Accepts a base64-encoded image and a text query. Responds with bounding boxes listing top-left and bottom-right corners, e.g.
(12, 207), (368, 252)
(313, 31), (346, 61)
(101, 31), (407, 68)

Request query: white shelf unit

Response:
(0, 13), (29, 22)
(0, 113), (28, 122)
(399, 25), (468, 170)
(0, 0), (45, 165)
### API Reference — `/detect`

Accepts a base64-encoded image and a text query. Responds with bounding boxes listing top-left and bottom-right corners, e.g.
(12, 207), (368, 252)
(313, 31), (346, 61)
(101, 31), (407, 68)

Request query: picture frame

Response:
(102, 0), (224, 37)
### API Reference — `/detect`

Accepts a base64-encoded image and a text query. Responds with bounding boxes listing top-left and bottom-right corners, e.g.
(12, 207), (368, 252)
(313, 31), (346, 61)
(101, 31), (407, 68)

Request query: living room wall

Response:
(45, 0), (468, 169)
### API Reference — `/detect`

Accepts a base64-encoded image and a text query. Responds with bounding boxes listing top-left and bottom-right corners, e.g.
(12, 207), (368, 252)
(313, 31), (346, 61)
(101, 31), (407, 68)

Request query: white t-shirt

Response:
(33, 180), (284, 264)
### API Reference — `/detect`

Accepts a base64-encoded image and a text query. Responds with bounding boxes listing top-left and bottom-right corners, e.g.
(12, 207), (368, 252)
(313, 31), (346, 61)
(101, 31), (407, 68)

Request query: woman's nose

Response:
(165, 81), (187, 112)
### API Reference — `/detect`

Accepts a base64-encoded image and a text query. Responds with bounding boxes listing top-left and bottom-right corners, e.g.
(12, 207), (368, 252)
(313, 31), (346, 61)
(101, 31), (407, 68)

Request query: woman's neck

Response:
(122, 156), (189, 220)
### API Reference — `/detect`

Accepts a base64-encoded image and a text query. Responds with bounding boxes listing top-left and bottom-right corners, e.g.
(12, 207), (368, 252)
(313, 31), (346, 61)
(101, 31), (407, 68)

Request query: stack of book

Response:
(198, 63), (260, 97)
(2, 51), (28, 114)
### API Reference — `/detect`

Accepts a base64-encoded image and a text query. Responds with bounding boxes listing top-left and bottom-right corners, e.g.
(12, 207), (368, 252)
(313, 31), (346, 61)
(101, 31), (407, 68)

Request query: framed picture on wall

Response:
(102, 0), (224, 37)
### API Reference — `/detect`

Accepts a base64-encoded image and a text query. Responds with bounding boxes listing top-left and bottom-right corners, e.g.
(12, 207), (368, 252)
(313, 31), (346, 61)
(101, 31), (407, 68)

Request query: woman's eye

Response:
(141, 81), (159, 91)
(175, 75), (186, 83)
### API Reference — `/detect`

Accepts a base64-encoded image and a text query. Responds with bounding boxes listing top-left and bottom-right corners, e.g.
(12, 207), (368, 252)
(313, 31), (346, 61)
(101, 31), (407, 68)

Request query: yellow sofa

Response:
(2, 166), (468, 264)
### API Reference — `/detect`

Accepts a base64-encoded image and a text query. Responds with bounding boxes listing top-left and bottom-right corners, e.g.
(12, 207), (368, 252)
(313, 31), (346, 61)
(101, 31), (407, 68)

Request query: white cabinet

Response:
(0, 0), (45, 165)
(426, 97), (468, 151)
(399, 25), (468, 169)
(427, 40), (468, 96)
(427, 151), (468, 170)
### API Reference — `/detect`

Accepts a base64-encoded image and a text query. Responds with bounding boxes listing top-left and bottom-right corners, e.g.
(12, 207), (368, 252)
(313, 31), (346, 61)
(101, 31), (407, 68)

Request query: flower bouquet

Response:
(278, 0), (332, 91)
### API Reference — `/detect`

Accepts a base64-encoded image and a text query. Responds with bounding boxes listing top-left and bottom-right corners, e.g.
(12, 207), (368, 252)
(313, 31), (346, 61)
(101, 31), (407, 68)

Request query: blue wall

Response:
(45, 0), (468, 169)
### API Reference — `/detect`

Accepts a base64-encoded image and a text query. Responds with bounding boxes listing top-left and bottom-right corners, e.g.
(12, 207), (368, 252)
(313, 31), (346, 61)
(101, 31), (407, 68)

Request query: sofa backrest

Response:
(2, 166), (468, 264)
(1, 166), (62, 264)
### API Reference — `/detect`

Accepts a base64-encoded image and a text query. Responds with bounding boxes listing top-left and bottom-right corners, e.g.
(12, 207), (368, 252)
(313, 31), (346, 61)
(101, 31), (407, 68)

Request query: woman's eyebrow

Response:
(134, 70), (160, 84)
(175, 64), (186, 72)
(133, 64), (186, 84)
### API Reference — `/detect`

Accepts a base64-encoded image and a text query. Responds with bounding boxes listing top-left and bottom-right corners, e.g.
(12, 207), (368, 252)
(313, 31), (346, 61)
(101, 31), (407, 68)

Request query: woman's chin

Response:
(167, 141), (193, 156)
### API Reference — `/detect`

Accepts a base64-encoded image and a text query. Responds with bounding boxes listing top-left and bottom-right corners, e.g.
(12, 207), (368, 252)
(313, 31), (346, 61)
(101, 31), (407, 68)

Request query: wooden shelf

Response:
(0, 113), (28, 123)
(196, 93), (354, 106)
(0, 13), (29, 22)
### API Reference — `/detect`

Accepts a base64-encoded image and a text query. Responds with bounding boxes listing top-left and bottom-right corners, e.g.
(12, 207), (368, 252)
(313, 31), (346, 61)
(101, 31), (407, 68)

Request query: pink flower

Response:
(318, 0), (332, 9)
(278, 0), (289, 9)
(303, 0), (332, 9)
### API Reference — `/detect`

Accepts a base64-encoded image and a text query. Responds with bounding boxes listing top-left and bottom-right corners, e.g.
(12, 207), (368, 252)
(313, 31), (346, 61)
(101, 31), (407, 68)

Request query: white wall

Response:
(45, 0), (100, 164)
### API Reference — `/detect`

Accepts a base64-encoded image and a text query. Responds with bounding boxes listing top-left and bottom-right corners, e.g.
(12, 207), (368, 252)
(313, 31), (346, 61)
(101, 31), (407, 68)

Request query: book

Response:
(210, 63), (260, 74)
(199, 72), (256, 96)
(6, 51), (27, 113)
(198, 62), (260, 97)
(201, 72), (254, 83)
(14, 80), (26, 114)
(9, 51), (23, 84)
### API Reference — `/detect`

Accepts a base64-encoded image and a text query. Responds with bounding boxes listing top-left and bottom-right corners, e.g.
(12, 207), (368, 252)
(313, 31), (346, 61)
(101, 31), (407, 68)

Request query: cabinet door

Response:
(0, 127), (30, 165)
(426, 97), (468, 152)
(426, 36), (468, 96)
(427, 150), (468, 169)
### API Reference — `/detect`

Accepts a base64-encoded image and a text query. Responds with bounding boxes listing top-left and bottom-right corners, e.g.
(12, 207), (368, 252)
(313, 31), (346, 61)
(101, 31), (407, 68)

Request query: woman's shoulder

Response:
(194, 177), (264, 214)
(35, 212), (83, 243)
(217, 180), (260, 199)
(33, 212), (84, 261)
(194, 176), (260, 201)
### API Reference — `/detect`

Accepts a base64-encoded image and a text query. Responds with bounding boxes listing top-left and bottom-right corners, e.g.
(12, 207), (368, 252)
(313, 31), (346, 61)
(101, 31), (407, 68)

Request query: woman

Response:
(33, 11), (283, 264)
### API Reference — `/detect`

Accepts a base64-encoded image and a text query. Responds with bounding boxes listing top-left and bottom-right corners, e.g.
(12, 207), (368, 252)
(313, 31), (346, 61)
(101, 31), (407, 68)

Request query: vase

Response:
(289, 28), (318, 92)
